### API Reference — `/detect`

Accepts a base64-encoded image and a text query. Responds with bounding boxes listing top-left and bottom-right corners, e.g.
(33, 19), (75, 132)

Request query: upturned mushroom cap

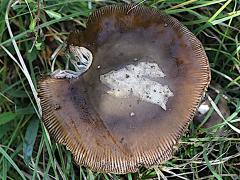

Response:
(38, 5), (211, 173)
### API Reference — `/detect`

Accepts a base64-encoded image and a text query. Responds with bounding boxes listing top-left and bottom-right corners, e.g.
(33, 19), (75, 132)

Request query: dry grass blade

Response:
(4, 0), (42, 118)
(207, 94), (240, 134)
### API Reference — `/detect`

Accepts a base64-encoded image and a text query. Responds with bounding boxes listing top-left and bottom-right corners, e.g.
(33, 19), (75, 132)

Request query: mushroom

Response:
(38, 5), (211, 173)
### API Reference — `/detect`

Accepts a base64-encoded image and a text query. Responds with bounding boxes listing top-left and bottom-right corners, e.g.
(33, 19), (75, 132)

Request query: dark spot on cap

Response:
(53, 104), (61, 110)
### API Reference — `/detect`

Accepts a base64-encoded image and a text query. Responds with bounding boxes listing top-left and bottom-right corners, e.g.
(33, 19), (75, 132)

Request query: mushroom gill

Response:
(38, 5), (211, 174)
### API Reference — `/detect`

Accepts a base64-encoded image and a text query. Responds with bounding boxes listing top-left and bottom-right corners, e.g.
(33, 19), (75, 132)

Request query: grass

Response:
(0, 0), (239, 179)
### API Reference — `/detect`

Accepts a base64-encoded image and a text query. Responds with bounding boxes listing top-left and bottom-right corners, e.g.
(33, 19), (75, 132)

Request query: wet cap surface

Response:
(39, 5), (211, 173)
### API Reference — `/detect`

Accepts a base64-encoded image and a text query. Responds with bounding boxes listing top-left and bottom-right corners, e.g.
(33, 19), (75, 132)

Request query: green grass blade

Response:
(0, 146), (27, 180)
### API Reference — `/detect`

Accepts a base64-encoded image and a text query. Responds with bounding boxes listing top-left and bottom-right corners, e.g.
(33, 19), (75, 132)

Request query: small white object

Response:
(198, 104), (210, 115)
(130, 112), (135, 117)
(100, 62), (174, 110)
(97, 65), (101, 69)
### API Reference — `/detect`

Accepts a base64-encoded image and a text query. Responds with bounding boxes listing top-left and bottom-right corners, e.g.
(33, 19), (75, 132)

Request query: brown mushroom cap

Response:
(38, 5), (211, 173)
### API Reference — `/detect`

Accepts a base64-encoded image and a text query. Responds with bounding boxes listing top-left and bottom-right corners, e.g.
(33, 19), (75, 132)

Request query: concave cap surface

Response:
(39, 5), (211, 174)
